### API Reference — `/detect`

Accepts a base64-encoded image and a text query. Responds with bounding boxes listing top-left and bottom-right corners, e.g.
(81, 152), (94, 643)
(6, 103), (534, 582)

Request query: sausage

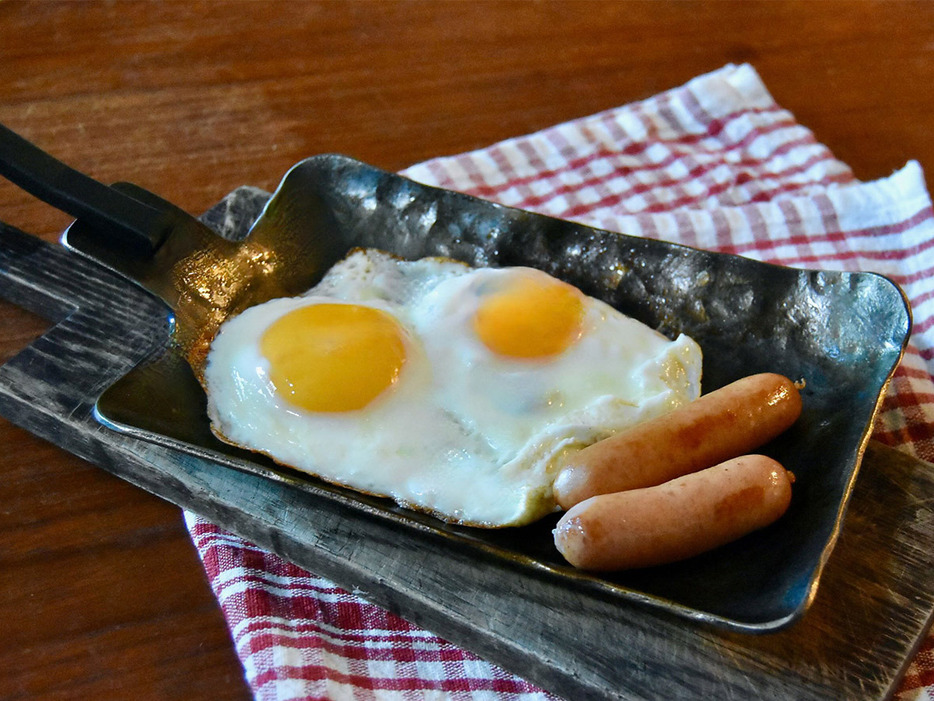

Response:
(553, 454), (794, 571)
(553, 373), (801, 510)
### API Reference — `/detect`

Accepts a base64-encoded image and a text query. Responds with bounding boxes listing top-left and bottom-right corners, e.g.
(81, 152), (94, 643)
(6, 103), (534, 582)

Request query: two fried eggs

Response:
(204, 249), (702, 527)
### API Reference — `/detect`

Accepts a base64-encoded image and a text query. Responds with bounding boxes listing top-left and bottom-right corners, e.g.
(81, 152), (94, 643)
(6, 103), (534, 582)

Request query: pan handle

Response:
(0, 124), (172, 255)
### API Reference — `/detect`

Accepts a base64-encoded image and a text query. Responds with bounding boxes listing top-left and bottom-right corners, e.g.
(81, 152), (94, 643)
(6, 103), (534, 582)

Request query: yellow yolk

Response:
(472, 271), (585, 359)
(260, 303), (407, 412)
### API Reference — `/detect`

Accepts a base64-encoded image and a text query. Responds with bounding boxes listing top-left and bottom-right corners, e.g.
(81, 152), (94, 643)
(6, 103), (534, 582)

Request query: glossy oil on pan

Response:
(64, 155), (911, 632)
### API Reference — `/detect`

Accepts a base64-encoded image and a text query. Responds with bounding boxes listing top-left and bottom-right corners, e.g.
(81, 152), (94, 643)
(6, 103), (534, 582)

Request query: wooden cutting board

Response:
(1, 193), (932, 700)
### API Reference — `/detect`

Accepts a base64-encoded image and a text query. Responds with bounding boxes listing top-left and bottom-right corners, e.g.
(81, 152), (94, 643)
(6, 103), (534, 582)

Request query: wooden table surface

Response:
(1, 2), (932, 698)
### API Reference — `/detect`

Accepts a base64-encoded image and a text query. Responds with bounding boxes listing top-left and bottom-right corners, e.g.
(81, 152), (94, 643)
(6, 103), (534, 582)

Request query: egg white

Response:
(203, 249), (703, 527)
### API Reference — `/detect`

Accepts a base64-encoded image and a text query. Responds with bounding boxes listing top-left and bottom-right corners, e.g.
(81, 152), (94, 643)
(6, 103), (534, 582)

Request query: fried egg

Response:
(203, 249), (702, 527)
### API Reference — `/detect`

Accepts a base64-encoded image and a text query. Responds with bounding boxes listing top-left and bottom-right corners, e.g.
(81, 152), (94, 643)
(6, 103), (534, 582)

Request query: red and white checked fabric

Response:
(185, 64), (934, 700)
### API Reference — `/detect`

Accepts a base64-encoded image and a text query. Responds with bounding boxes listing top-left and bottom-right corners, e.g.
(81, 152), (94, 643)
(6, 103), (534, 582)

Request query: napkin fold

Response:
(185, 64), (934, 700)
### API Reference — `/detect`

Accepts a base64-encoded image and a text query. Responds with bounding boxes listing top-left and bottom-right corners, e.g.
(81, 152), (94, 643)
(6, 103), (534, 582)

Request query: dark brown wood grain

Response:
(1, 212), (931, 699)
(1, 2), (933, 699)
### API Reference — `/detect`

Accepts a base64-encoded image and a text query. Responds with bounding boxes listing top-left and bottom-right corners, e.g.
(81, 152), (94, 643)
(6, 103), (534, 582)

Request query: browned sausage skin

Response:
(553, 454), (794, 571)
(553, 373), (802, 510)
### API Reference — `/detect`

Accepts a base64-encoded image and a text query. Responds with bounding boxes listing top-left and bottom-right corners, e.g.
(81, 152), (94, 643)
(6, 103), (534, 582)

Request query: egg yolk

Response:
(472, 271), (585, 359)
(260, 303), (408, 412)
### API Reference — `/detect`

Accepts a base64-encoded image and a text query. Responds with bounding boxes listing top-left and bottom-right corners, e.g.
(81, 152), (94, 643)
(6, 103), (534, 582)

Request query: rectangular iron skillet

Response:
(0, 126), (912, 632)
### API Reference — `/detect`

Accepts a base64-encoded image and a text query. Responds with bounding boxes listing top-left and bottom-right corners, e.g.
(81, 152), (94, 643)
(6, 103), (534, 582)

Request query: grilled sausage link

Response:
(553, 373), (802, 509)
(553, 454), (794, 571)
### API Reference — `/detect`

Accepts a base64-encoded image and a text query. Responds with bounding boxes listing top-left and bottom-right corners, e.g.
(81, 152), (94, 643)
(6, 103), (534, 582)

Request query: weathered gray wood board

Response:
(1, 213), (932, 700)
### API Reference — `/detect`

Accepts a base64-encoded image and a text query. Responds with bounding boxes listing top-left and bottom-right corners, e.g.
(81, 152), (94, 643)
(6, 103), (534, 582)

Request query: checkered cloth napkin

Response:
(184, 64), (934, 699)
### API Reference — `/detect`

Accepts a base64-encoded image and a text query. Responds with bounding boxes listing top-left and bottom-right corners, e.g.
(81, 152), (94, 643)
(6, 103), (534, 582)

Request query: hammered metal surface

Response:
(66, 155), (910, 631)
